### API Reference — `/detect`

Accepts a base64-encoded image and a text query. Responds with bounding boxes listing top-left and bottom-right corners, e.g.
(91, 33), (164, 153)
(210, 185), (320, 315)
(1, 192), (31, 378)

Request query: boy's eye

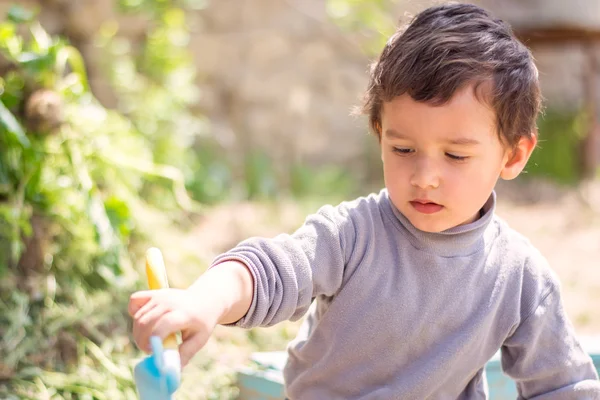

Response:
(393, 147), (414, 155)
(445, 153), (469, 161)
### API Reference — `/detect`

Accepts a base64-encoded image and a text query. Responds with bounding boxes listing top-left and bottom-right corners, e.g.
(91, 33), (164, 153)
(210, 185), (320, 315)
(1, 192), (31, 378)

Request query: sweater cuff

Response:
(210, 253), (259, 328)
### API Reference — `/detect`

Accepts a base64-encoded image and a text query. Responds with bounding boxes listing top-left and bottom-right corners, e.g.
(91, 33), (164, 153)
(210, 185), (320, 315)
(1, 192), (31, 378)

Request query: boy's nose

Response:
(410, 159), (440, 189)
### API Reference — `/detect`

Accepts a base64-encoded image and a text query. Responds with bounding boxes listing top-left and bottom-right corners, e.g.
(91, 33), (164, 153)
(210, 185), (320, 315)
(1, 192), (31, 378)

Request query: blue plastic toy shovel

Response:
(134, 248), (181, 400)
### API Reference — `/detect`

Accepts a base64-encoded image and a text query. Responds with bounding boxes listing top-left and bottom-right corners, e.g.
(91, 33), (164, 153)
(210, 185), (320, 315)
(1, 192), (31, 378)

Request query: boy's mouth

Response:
(410, 199), (444, 214)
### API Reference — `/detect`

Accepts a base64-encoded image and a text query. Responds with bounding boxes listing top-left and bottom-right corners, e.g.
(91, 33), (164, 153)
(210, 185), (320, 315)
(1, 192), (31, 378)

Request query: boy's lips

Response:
(410, 199), (444, 214)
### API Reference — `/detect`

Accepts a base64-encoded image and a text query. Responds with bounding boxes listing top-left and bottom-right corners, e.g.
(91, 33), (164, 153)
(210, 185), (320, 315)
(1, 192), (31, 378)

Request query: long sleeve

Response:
(501, 281), (600, 399)
(210, 204), (356, 329)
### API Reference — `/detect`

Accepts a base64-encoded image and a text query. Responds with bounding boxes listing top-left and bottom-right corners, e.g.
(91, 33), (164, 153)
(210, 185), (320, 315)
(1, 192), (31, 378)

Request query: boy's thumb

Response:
(178, 332), (208, 366)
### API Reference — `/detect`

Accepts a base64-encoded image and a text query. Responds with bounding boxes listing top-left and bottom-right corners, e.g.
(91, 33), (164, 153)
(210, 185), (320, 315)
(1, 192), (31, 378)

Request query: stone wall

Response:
(185, 0), (373, 177)
(478, 0), (600, 31)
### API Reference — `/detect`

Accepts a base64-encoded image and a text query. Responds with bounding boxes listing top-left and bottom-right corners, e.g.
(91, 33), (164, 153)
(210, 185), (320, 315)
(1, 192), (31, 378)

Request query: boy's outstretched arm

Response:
(208, 203), (355, 329)
(130, 202), (355, 365)
(129, 260), (254, 365)
(501, 272), (600, 399)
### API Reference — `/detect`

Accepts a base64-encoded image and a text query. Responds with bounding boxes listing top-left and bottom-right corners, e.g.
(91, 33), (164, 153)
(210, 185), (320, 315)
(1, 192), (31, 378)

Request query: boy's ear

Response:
(500, 134), (537, 180)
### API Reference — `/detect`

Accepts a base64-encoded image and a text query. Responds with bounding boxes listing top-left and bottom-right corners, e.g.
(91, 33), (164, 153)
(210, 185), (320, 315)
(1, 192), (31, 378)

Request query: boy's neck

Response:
(384, 190), (497, 257)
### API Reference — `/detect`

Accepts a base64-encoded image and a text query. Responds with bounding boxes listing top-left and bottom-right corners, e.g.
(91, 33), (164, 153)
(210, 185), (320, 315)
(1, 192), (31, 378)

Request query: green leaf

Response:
(0, 99), (29, 147)
(104, 195), (132, 238)
(0, 72), (24, 109)
(56, 46), (89, 92)
(29, 22), (52, 53)
(88, 191), (119, 252)
(17, 51), (54, 73)
(0, 23), (22, 56)
(0, 23), (16, 45)
(7, 5), (34, 24)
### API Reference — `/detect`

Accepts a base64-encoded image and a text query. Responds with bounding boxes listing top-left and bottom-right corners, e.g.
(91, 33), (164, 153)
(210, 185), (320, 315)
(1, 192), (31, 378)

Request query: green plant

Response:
(118, 0), (209, 14)
(526, 109), (587, 184)
(289, 163), (357, 200)
(242, 152), (278, 201)
(99, 4), (233, 206)
(0, 5), (198, 398)
(0, 282), (139, 399)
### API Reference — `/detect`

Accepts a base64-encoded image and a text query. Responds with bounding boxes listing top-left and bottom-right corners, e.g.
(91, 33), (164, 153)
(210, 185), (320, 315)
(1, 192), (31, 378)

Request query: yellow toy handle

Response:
(145, 247), (178, 350)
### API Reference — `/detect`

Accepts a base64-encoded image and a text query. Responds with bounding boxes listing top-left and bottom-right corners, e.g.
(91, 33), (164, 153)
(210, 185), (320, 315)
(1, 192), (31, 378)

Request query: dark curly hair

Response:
(361, 3), (542, 148)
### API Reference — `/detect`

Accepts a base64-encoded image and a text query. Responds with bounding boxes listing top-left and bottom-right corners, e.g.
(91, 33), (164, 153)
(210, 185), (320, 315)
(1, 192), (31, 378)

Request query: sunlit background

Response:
(0, 0), (599, 399)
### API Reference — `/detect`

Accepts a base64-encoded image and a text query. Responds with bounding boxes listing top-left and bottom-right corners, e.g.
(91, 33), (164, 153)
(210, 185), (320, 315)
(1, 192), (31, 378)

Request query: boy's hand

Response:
(129, 260), (254, 366)
(129, 288), (220, 366)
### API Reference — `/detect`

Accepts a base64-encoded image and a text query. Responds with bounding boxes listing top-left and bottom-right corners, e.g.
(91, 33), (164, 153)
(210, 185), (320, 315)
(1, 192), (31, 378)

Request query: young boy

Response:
(129, 3), (600, 399)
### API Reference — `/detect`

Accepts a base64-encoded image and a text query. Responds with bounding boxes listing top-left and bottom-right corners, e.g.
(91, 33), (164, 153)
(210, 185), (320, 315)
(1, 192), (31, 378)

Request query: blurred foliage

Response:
(326, 0), (398, 55)
(118, 0), (209, 14)
(527, 110), (587, 184)
(0, 6), (133, 284)
(238, 152), (358, 202)
(1, 283), (139, 399)
(96, 6), (227, 206)
(0, 3), (201, 398)
(242, 153), (278, 201)
(289, 163), (356, 200)
(105, 1), (361, 204)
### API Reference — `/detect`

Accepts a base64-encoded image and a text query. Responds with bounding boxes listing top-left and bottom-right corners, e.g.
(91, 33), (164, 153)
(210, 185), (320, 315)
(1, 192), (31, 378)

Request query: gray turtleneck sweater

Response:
(212, 190), (600, 399)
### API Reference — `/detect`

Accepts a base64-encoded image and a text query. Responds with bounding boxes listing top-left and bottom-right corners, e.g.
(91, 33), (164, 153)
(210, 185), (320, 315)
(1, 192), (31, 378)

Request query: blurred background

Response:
(0, 0), (598, 399)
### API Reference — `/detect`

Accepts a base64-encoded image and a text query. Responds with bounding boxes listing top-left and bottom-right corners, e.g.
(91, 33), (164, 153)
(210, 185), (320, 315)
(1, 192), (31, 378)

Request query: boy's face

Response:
(380, 85), (534, 233)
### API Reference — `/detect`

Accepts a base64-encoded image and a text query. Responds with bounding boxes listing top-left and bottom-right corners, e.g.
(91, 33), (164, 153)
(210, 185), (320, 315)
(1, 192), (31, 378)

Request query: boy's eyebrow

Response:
(445, 137), (481, 146)
(384, 129), (480, 146)
(384, 129), (408, 139)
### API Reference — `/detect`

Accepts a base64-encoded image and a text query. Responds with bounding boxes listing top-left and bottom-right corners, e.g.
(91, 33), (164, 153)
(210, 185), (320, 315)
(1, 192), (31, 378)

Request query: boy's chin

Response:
(408, 212), (480, 233)
(407, 216), (452, 233)
(413, 223), (449, 233)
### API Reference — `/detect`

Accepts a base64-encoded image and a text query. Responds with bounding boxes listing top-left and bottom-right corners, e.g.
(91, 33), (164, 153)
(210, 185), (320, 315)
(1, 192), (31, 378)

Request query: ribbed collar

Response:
(382, 190), (497, 257)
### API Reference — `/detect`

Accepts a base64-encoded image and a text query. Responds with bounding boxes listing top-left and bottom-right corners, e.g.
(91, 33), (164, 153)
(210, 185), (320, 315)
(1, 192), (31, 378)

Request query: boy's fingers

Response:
(152, 311), (190, 341)
(128, 291), (154, 316)
(134, 305), (169, 352)
(179, 332), (208, 366)
(132, 322), (152, 353)
(138, 305), (168, 329)
(134, 298), (159, 321)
